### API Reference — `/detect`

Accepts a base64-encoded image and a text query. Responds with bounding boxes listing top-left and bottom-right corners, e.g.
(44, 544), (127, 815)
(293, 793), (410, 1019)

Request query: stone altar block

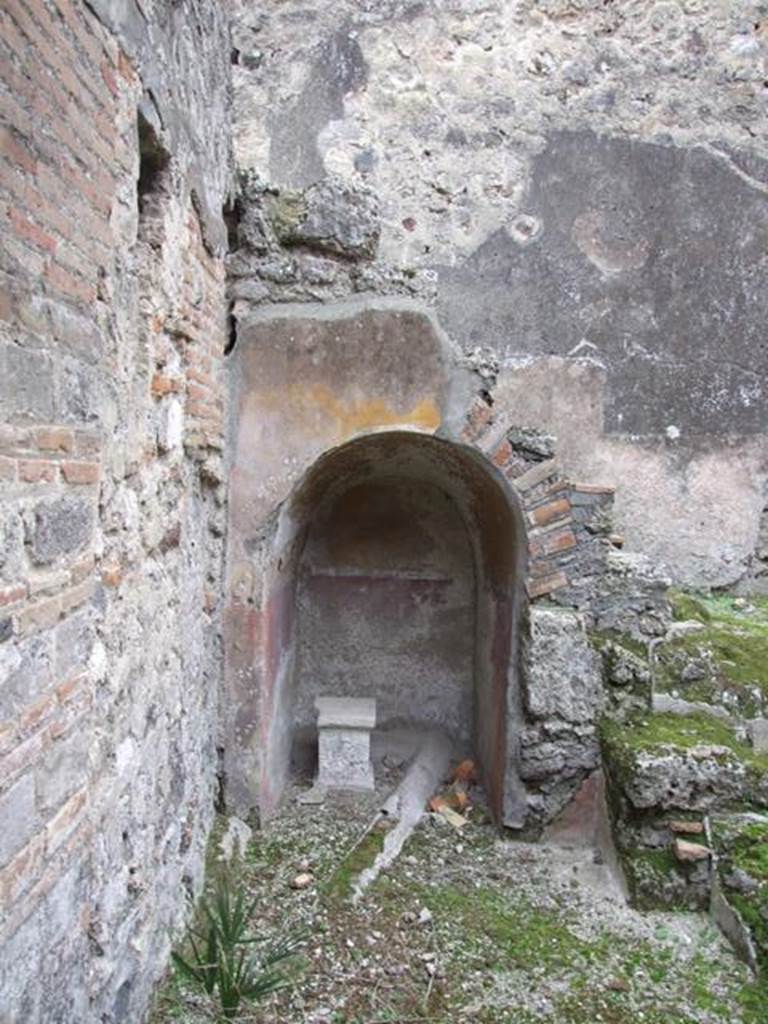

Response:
(315, 696), (376, 791)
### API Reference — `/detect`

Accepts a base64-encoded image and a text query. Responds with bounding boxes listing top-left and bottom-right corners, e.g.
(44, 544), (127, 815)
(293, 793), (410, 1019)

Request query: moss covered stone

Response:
(601, 711), (768, 810)
(620, 846), (706, 911)
(657, 594), (768, 717)
(267, 190), (307, 242)
(713, 815), (768, 977)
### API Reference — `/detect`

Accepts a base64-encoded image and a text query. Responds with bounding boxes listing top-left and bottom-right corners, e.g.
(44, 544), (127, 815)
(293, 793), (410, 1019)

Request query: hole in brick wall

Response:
(222, 197), (240, 253)
(224, 307), (238, 356)
(215, 746), (226, 812)
(136, 109), (170, 217)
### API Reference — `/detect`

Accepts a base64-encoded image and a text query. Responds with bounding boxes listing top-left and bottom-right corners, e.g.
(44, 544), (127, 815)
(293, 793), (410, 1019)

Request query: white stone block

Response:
(315, 697), (376, 791)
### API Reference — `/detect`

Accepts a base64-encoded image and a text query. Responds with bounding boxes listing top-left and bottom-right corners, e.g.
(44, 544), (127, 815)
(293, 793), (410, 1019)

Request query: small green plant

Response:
(172, 875), (305, 1020)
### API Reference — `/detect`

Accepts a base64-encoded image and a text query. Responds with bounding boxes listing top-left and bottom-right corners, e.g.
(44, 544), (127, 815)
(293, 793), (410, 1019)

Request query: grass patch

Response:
(320, 825), (386, 903)
(713, 816), (768, 985)
(422, 883), (611, 971)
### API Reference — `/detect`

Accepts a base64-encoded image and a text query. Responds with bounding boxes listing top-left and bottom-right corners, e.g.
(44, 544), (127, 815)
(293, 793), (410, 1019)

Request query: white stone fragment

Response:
(748, 718), (768, 755)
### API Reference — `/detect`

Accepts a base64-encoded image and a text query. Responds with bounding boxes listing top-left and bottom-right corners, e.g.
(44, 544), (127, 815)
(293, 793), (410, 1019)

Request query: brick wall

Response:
(0, 1), (230, 1021)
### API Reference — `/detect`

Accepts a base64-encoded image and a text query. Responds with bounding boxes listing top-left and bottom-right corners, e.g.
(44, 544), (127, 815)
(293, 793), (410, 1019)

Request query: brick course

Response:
(0, 1), (230, 1019)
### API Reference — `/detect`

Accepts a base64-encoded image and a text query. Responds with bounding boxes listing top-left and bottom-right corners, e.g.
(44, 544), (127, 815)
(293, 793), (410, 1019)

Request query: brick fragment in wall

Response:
(528, 496), (571, 528)
(0, 773), (37, 867)
(526, 571), (569, 599)
(529, 526), (577, 560)
(514, 459), (559, 495)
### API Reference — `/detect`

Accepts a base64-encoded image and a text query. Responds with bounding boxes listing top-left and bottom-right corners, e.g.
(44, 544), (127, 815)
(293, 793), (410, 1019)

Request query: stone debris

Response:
(218, 816), (253, 862)
(668, 820), (705, 836)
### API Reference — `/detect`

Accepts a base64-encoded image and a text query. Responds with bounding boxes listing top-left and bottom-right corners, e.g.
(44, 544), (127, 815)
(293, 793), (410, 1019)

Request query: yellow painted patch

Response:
(296, 383), (441, 435)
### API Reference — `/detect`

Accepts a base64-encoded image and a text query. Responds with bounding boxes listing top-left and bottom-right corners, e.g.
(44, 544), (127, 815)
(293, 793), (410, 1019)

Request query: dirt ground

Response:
(149, 783), (766, 1024)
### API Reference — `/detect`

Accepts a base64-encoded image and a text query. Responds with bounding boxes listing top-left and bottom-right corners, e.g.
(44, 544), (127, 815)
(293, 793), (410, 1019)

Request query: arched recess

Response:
(259, 429), (529, 828)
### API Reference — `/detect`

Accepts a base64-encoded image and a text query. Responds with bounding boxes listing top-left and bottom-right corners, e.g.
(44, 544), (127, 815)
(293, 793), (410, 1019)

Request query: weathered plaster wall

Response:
(0, 1), (230, 1020)
(232, 0), (768, 588)
(224, 301), (463, 816)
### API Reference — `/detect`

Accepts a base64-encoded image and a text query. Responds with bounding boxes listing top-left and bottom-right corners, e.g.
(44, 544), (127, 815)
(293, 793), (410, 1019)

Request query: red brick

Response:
(526, 571), (569, 600)
(27, 570), (69, 598)
(60, 580), (94, 615)
(15, 595), (61, 635)
(19, 692), (57, 733)
(54, 237), (100, 286)
(101, 561), (122, 588)
(529, 497), (571, 528)
(491, 439), (512, 468)
(570, 482), (616, 495)
(61, 461), (100, 485)
(117, 49), (137, 83)
(186, 382), (213, 403)
(4, 0), (107, 120)
(45, 785), (88, 855)
(151, 374), (182, 397)
(0, 729), (50, 786)
(0, 125), (36, 174)
(35, 427), (74, 453)
(49, 0), (111, 71)
(186, 401), (221, 421)
(0, 584), (27, 608)
(186, 367), (215, 388)
(100, 60), (119, 98)
(8, 208), (57, 253)
(36, 164), (113, 243)
(18, 458), (57, 483)
(0, 831), (45, 905)
(529, 528), (578, 560)
(462, 397), (494, 443)
(45, 261), (95, 304)
(56, 673), (86, 704)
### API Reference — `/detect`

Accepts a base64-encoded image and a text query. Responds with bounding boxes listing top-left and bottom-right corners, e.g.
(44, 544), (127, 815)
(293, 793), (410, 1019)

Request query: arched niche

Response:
(259, 430), (529, 827)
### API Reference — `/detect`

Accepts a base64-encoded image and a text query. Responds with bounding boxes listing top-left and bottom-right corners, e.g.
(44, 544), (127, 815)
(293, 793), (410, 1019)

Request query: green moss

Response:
(727, 822), (768, 882)
(601, 711), (768, 820)
(669, 589), (712, 623)
(711, 817), (768, 983)
(618, 847), (698, 912)
(320, 827), (386, 903)
(602, 710), (766, 766)
(657, 593), (768, 715)
(423, 883), (611, 970)
(267, 190), (307, 241)
(731, 891), (768, 976)
(589, 630), (649, 661)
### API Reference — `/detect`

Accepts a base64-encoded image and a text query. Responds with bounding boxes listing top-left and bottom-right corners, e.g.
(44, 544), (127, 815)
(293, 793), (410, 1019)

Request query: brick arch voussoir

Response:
(461, 396), (616, 602)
